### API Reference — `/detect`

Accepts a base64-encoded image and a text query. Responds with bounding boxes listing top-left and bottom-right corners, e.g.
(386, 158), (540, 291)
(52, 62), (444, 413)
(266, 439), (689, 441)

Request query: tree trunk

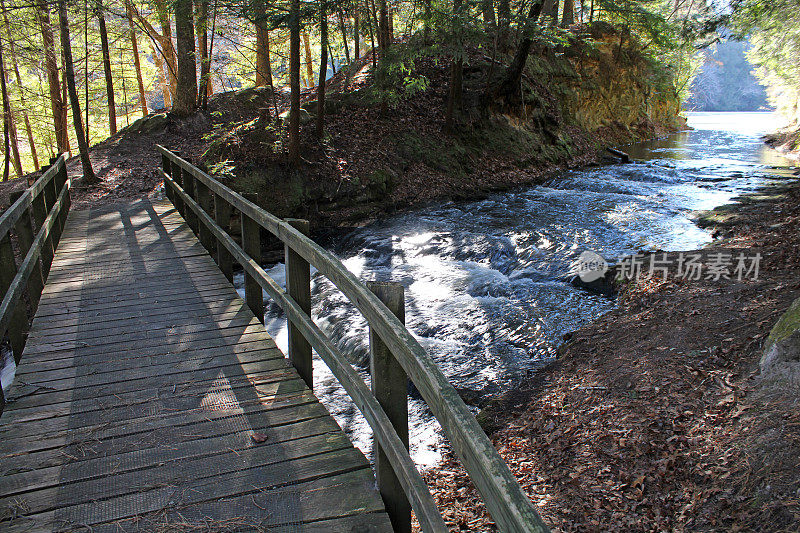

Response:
(150, 41), (172, 108)
(482, 0), (496, 30)
(497, 0), (510, 48)
(353, 9), (360, 59)
(173, 0), (197, 116)
(317, 0), (328, 138)
(445, 0), (463, 133)
(0, 37), (18, 179)
(302, 31), (314, 87)
(423, 0), (432, 43)
(97, 3), (117, 135)
(134, 1), (178, 104)
(196, 0), (210, 107)
(544, 0), (559, 25)
(337, 9), (350, 63)
(255, 16), (271, 87)
(496, 0), (544, 99)
(288, 0), (301, 165)
(378, 0), (389, 49)
(5, 28), (39, 170)
(125, 1), (148, 116)
(367, 0), (378, 68)
(561, 0), (574, 26)
(57, 0), (96, 183)
(37, 5), (69, 156)
(60, 56), (71, 156)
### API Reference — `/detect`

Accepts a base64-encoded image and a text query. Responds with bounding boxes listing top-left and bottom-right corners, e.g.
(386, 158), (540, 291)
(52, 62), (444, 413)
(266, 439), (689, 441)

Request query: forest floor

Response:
(424, 180), (800, 531)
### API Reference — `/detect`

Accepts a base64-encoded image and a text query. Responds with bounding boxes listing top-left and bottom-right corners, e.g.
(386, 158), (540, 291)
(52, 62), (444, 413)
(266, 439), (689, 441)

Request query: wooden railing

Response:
(0, 156), (70, 415)
(157, 146), (550, 533)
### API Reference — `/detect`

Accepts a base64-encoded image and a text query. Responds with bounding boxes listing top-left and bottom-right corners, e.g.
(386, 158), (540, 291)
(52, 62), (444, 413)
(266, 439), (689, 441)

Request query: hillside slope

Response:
(26, 22), (684, 225)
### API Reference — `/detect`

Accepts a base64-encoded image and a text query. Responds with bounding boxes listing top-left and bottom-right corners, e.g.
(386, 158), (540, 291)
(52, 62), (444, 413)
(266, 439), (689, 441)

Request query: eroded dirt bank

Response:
(424, 180), (800, 531)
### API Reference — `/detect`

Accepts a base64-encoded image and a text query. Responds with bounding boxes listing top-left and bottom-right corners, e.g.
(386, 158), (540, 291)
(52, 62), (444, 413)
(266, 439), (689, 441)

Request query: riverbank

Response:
(424, 178), (800, 531)
(766, 126), (800, 162)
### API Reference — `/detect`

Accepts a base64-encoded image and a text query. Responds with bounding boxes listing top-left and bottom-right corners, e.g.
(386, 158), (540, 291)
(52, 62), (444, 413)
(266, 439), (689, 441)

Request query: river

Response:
(235, 111), (797, 467)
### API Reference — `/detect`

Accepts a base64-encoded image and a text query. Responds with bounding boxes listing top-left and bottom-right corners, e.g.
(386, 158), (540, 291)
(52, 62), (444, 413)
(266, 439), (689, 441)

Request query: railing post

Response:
(214, 192), (234, 282)
(53, 159), (69, 247)
(367, 281), (411, 533)
(10, 192), (44, 312)
(33, 163), (56, 274)
(161, 153), (174, 203)
(285, 218), (312, 389)
(241, 193), (263, 323)
(181, 158), (199, 235)
(168, 156), (185, 217)
(194, 179), (215, 257)
(45, 158), (63, 245)
(0, 234), (29, 363)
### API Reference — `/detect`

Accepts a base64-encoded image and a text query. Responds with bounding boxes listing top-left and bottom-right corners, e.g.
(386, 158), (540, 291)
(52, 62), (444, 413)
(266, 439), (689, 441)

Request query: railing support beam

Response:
(241, 193), (263, 322)
(368, 281), (411, 533)
(214, 192), (234, 282)
(286, 218), (312, 389)
(10, 192), (44, 312)
(0, 235), (28, 363)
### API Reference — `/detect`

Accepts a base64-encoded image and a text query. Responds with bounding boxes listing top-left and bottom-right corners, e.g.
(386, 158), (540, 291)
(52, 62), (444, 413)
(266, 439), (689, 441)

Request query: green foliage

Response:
(733, 0), (800, 123)
(365, 40), (433, 107)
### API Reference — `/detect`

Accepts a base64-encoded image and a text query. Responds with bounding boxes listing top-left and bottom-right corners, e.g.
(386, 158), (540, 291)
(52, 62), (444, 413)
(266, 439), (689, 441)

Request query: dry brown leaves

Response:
(423, 184), (800, 531)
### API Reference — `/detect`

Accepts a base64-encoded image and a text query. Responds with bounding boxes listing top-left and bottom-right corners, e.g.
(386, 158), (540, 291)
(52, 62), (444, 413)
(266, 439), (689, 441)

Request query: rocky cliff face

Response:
(536, 22), (684, 140)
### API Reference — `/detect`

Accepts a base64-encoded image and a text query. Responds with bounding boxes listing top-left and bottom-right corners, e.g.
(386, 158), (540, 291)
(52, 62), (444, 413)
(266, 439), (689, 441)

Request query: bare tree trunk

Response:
(96, 2), (117, 135)
(496, 0), (544, 99)
(125, 1), (148, 116)
(254, 3), (271, 88)
(302, 31), (314, 87)
(367, 0), (378, 69)
(0, 36), (18, 179)
(150, 41), (172, 108)
(337, 9), (350, 63)
(134, 1), (178, 103)
(60, 56), (71, 156)
(497, 0), (510, 48)
(173, 0), (197, 116)
(378, 0), (389, 49)
(353, 9), (360, 59)
(2, 4), (37, 171)
(544, 0), (559, 25)
(561, 0), (574, 26)
(423, 0), (431, 43)
(6, 37), (38, 170)
(445, 0), (463, 133)
(288, 0), (300, 165)
(316, 0), (328, 138)
(196, 0), (210, 107)
(481, 0), (496, 30)
(57, 0), (96, 183)
(206, 2), (216, 100)
(37, 5), (69, 156)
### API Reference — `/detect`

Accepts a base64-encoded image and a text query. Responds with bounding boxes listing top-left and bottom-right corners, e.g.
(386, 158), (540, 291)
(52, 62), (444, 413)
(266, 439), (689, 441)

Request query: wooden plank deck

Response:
(0, 199), (392, 532)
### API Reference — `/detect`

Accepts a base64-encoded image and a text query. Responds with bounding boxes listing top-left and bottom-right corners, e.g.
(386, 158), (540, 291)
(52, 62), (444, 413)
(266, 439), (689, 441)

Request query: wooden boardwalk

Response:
(0, 200), (391, 532)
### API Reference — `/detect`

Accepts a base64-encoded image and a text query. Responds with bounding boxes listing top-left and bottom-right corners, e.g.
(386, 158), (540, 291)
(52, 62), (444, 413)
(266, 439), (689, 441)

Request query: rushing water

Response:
(232, 112), (797, 467)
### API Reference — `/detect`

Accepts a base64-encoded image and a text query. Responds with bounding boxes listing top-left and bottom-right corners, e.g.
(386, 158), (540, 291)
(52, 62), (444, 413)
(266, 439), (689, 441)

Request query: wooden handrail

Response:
(157, 146), (550, 533)
(0, 156), (70, 414)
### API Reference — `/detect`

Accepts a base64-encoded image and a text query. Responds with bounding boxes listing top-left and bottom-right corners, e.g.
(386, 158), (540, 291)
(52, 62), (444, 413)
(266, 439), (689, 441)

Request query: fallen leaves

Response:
(423, 184), (800, 531)
(250, 433), (269, 444)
